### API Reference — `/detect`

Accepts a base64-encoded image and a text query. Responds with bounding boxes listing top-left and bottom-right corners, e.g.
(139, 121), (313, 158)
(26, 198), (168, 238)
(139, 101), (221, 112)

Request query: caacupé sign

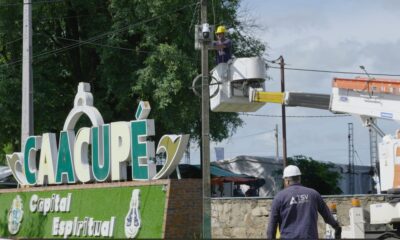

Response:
(7, 82), (189, 186)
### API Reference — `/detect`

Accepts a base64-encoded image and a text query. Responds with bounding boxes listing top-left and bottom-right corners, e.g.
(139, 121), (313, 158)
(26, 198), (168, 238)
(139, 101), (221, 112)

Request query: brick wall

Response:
(163, 179), (202, 239)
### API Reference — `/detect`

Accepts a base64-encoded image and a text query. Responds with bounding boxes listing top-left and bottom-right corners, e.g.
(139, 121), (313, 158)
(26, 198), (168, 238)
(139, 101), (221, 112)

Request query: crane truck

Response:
(207, 56), (400, 238)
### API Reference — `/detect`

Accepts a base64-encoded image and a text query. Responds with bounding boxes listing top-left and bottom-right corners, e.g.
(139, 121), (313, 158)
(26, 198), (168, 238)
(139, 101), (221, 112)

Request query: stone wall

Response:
(211, 195), (387, 239)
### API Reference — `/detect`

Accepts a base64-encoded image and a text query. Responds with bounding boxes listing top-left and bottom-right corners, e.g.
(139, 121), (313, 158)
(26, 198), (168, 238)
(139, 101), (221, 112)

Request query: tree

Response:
(0, 0), (266, 164)
(287, 155), (342, 195)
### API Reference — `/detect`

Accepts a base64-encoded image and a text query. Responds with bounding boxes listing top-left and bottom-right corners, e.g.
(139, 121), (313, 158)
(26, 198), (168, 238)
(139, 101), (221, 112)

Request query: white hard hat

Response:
(283, 165), (301, 178)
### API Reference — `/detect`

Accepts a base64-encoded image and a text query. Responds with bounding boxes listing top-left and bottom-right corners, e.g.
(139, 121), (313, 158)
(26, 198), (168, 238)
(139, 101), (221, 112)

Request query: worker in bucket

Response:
(266, 165), (342, 239)
(213, 25), (232, 64)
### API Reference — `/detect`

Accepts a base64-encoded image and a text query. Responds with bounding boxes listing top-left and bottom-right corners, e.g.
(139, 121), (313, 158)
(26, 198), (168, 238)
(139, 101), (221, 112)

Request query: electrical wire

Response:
(211, 0), (216, 26)
(189, 1), (200, 30)
(1, 13), (112, 50)
(268, 65), (400, 77)
(354, 150), (364, 165)
(55, 36), (199, 61)
(233, 129), (274, 138)
(0, 2), (198, 69)
(2, 37), (23, 46)
(42, 3), (197, 58)
(240, 113), (352, 118)
(12, 12), (111, 23)
(3, 1), (400, 79)
(0, 0), (65, 7)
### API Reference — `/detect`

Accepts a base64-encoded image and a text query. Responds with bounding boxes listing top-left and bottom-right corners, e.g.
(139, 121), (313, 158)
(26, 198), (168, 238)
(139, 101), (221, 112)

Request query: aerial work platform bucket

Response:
(210, 57), (267, 112)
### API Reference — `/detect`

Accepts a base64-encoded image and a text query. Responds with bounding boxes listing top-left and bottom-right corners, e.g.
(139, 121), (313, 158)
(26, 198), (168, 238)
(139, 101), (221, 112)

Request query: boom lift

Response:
(209, 58), (400, 236)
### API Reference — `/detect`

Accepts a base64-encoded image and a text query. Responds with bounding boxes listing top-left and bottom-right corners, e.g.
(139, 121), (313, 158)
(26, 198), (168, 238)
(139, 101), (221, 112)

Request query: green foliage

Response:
(0, 0), (266, 157)
(288, 155), (342, 195)
(0, 143), (13, 165)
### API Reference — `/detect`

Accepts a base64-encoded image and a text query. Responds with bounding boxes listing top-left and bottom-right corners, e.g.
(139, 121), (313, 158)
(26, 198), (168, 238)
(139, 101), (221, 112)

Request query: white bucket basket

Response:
(210, 57), (267, 112)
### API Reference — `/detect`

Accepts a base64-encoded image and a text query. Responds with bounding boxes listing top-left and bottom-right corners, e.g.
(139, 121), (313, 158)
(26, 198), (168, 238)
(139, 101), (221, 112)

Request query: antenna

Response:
(359, 65), (374, 80)
(348, 123), (355, 194)
(359, 65), (375, 96)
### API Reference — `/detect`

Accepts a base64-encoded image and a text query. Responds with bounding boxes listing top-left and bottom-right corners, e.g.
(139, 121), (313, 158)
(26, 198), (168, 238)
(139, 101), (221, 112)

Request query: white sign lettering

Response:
(7, 83), (190, 186)
(52, 216), (115, 238)
(29, 193), (71, 215)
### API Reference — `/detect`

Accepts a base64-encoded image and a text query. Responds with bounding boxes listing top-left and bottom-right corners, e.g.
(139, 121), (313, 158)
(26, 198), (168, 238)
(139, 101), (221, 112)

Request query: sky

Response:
(191, 0), (400, 166)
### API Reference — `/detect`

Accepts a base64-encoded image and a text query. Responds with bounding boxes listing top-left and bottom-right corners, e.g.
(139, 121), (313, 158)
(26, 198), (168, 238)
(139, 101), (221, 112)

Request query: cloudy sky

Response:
(191, 0), (400, 166)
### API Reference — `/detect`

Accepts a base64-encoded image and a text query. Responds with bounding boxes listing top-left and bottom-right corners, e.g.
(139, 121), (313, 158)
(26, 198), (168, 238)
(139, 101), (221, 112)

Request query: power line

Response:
(1, 13), (112, 49)
(2, 37), (23, 46)
(234, 129), (274, 138)
(0, 2), (24, 6)
(240, 113), (352, 118)
(0, 2), (198, 69)
(0, 0), (65, 7)
(31, 0), (65, 3)
(13, 12), (110, 23)
(5, 1), (399, 79)
(354, 150), (364, 165)
(55, 36), (199, 61)
(268, 65), (400, 77)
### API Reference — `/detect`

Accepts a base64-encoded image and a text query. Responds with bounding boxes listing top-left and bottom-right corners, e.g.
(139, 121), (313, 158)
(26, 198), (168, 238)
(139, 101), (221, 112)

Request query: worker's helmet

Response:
(282, 165), (301, 179)
(215, 25), (227, 34)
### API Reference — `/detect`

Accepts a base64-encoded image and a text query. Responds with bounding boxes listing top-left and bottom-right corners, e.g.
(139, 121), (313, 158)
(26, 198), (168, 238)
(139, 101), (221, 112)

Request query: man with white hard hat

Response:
(266, 165), (341, 239)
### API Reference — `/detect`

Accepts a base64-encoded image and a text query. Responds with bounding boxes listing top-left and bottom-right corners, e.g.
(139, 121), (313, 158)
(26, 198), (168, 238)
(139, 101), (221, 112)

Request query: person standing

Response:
(213, 25), (232, 64)
(266, 165), (342, 239)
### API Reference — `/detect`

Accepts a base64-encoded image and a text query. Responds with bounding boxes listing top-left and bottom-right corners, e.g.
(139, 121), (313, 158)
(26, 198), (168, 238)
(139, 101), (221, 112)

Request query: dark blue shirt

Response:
(266, 183), (339, 239)
(214, 38), (232, 64)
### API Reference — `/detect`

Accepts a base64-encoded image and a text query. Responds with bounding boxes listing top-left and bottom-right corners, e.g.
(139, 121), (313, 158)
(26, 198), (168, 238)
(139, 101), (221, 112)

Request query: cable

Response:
(234, 129), (274, 138)
(211, 0), (216, 26)
(2, 13), (111, 50)
(0, 0), (65, 7)
(0, 2), (198, 69)
(55, 36), (199, 61)
(224, 129), (275, 144)
(354, 150), (364, 165)
(2, 37), (23, 46)
(33, 0), (65, 3)
(3, 0), (400, 79)
(9, 12), (111, 23)
(240, 113), (352, 118)
(40, 3), (197, 59)
(268, 65), (400, 77)
(0, 2), (20, 6)
(189, 1), (200, 33)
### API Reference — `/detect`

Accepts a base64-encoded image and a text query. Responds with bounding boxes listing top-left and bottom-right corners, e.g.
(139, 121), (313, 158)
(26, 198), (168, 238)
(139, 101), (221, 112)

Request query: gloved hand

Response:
(334, 226), (342, 239)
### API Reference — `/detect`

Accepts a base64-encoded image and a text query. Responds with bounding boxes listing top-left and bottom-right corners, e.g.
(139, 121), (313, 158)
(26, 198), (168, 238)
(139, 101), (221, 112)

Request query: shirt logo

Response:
(290, 194), (309, 205)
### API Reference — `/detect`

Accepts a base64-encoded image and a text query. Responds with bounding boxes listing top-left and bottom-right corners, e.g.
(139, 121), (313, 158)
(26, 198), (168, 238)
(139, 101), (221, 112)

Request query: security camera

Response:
(202, 23), (210, 39)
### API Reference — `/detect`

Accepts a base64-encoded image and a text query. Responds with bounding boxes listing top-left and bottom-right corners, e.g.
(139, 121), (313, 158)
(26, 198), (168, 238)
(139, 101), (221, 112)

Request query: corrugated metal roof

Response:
(192, 164), (252, 178)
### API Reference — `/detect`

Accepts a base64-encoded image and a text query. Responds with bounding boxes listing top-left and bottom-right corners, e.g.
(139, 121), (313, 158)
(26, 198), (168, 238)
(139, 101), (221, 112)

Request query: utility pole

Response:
(200, 0), (211, 238)
(369, 121), (379, 193)
(275, 124), (279, 162)
(348, 123), (355, 194)
(279, 56), (287, 167)
(21, 0), (33, 150)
